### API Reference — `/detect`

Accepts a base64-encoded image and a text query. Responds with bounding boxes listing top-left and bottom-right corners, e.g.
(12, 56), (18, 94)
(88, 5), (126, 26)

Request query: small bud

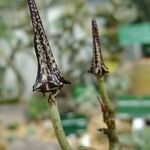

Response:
(89, 19), (109, 77)
(27, 0), (70, 98)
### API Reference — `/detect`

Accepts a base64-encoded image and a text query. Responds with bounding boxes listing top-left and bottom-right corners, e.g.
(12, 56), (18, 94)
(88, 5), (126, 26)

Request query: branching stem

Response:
(97, 77), (121, 150)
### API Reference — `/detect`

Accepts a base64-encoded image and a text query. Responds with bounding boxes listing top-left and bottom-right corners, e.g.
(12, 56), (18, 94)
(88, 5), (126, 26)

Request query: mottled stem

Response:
(97, 77), (121, 150)
(46, 94), (72, 150)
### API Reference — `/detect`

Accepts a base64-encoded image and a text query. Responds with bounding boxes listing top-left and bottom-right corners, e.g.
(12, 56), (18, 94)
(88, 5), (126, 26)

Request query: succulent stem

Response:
(89, 19), (121, 150)
(97, 77), (121, 150)
(46, 93), (72, 150)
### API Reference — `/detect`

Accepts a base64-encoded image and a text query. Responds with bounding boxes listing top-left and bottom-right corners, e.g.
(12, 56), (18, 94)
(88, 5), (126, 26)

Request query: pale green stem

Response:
(97, 77), (121, 150)
(46, 94), (72, 150)
(97, 77), (114, 112)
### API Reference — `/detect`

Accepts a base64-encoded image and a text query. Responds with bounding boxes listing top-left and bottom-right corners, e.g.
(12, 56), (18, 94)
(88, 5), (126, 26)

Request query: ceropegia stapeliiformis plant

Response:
(27, 0), (72, 149)
(26, 0), (121, 149)
(89, 19), (121, 150)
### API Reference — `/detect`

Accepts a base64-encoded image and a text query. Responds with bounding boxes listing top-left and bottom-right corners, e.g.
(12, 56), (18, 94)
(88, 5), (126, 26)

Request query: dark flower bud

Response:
(27, 0), (70, 98)
(89, 19), (109, 77)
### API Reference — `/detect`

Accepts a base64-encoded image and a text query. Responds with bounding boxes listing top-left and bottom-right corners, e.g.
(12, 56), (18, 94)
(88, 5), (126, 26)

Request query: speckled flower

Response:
(89, 19), (109, 77)
(27, 0), (70, 98)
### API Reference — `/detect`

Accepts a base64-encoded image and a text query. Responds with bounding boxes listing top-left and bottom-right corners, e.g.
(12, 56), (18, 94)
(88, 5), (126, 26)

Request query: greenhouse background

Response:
(0, 0), (150, 149)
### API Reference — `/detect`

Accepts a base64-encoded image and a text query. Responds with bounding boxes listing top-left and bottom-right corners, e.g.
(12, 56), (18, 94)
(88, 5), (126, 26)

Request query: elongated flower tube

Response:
(89, 19), (109, 77)
(27, 0), (70, 100)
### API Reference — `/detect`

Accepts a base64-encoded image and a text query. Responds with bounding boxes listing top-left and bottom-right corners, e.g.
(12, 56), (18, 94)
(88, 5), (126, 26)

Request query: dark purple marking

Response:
(89, 19), (109, 77)
(27, 0), (70, 98)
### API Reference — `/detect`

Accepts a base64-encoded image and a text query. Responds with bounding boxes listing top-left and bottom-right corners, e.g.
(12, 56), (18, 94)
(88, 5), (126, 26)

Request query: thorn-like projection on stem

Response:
(89, 19), (121, 149)
(89, 19), (109, 77)
(27, 0), (70, 101)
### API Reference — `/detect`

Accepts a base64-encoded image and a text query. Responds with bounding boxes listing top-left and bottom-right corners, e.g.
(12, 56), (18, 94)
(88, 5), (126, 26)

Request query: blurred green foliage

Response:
(28, 96), (50, 120)
(134, 128), (150, 150)
(120, 128), (150, 150)
(7, 122), (19, 130)
(0, 17), (8, 38)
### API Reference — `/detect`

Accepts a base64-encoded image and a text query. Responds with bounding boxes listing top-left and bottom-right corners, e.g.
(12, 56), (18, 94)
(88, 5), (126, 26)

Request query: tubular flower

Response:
(27, 0), (70, 98)
(89, 19), (109, 77)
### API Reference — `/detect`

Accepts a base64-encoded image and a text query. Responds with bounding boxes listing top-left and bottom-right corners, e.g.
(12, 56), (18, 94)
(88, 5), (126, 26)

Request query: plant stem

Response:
(46, 94), (72, 150)
(97, 77), (121, 150)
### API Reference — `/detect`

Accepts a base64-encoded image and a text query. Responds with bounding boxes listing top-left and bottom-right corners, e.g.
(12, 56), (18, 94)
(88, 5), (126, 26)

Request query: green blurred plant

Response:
(28, 96), (50, 120)
(119, 128), (150, 150)
(7, 122), (19, 130)
(133, 128), (150, 150)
